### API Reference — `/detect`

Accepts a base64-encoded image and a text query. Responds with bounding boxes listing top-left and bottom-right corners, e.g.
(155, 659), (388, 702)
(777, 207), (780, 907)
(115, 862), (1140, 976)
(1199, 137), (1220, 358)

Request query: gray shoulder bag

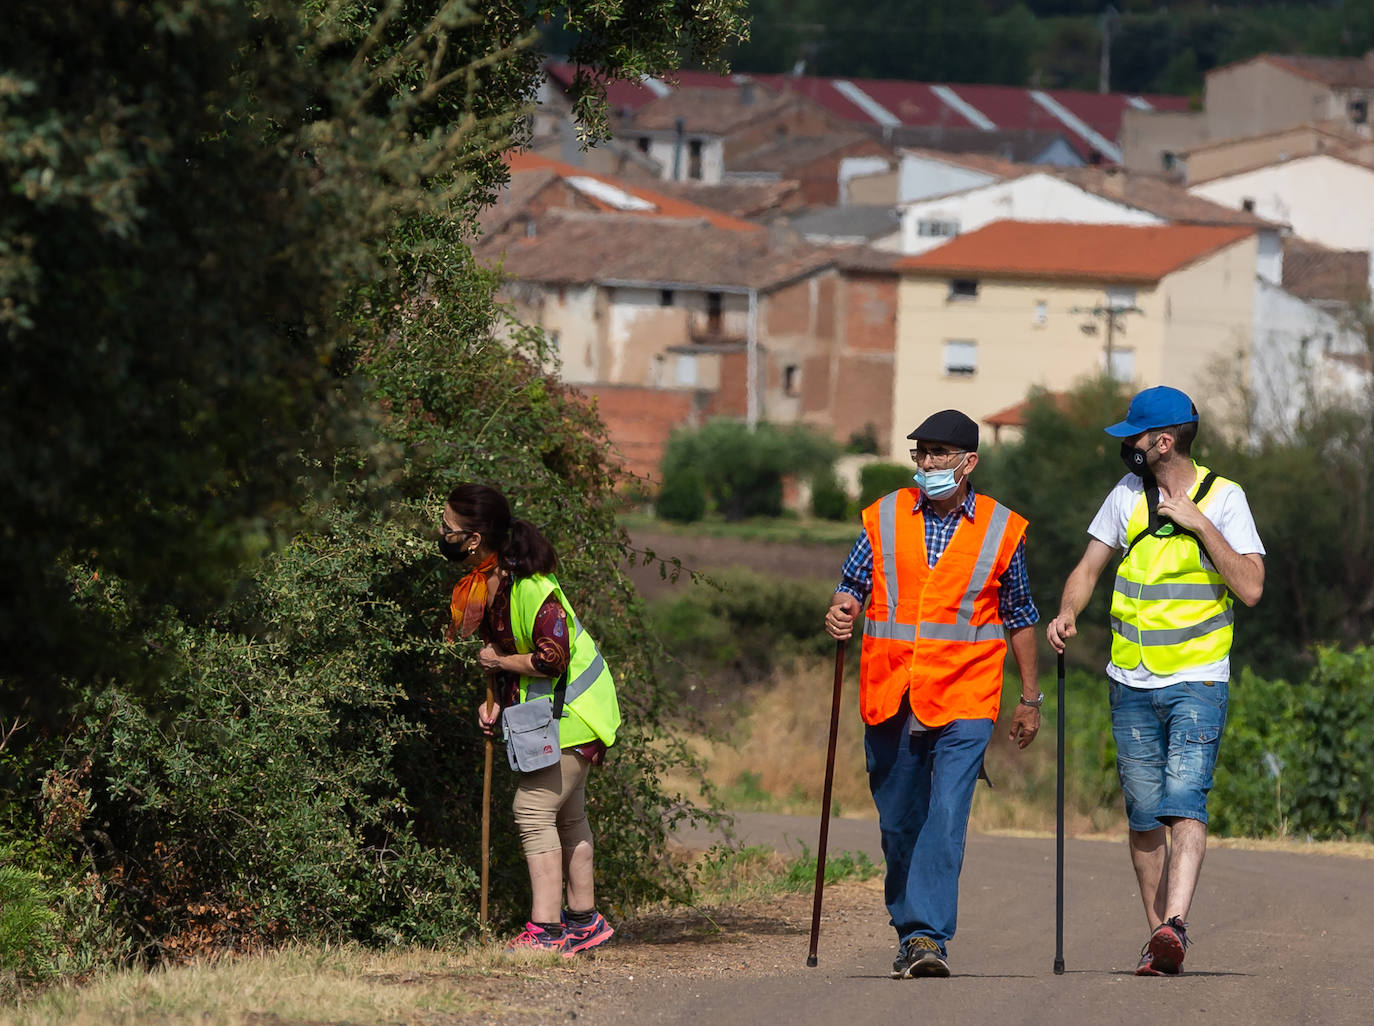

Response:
(501, 670), (567, 773)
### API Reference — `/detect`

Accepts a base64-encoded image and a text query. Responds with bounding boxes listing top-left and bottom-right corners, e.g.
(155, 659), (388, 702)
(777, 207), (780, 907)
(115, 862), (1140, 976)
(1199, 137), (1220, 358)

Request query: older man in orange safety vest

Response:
(825, 409), (1042, 979)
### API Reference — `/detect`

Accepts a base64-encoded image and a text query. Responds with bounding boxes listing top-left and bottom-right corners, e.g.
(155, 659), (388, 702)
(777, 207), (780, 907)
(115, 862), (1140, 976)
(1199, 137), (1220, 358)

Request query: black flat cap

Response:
(906, 409), (979, 451)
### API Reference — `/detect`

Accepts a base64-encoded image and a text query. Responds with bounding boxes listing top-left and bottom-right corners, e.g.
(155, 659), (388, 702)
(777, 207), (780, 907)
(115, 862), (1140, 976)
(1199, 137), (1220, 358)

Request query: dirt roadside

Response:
(443, 814), (1372, 1026)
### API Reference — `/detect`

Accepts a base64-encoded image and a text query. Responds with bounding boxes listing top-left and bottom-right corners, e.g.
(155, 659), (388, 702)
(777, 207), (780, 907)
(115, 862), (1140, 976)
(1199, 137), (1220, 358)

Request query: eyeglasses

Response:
(910, 447), (967, 466)
(439, 523), (475, 543)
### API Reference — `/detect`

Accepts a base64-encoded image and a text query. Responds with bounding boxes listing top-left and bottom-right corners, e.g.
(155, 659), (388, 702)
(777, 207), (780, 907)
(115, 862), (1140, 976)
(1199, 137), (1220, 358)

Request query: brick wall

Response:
(843, 272), (898, 352)
(834, 270), (897, 448)
(578, 384), (709, 483)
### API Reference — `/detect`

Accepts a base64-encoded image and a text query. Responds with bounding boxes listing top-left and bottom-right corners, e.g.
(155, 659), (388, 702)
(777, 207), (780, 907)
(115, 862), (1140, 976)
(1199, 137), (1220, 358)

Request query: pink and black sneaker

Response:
(561, 910), (614, 956)
(506, 922), (568, 955)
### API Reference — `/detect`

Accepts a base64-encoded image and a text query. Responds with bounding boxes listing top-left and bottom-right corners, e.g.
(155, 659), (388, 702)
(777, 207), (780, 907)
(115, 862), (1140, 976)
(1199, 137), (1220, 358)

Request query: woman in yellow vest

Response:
(1047, 386), (1265, 976)
(440, 484), (620, 956)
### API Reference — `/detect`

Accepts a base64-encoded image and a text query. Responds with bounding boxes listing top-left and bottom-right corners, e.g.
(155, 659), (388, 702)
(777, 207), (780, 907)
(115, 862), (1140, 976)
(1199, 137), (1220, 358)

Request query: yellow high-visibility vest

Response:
(509, 574), (620, 748)
(1110, 464), (1235, 676)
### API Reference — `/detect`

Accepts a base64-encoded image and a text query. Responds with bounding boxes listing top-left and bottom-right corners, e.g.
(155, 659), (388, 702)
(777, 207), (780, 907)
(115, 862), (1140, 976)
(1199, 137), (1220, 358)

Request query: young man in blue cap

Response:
(1046, 386), (1265, 976)
(825, 409), (1042, 979)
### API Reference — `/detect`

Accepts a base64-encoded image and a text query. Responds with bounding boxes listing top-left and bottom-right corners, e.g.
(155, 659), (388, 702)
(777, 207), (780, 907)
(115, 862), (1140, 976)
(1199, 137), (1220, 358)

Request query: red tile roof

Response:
(503, 151), (761, 232)
(983, 392), (1072, 428)
(898, 221), (1255, 284)
(1282, 238), (1371, 302)
(1257, 54), (1374, 90)
(475, 210), (839, 291)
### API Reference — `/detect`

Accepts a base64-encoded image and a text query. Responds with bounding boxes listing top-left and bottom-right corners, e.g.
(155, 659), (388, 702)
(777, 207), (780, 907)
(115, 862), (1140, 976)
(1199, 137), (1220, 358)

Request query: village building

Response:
(472, 154), (901, 479)
(893, 221), (1260, 453)
(1187, 152), (1374, 252)
(1123, 52), (1374, 178)
(543, 61), (1187, 168)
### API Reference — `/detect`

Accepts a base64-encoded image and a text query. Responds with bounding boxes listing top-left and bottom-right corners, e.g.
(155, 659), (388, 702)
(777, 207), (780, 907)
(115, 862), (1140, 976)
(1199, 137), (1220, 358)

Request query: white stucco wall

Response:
(1190, 154), (1374, 250)
(604, 286), (748, 387)
(897, 173), (1162, 255)
(1251, 279), (1368, 437)
(839, 155), (896, 204)
(536, 285), (602, 384)
(896, 154), (1000, 204)
(641, 135), (725, 184)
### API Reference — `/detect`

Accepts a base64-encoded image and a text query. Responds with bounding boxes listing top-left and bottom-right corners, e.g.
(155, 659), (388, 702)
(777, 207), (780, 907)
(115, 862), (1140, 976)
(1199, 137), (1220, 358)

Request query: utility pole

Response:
(1072, 297), (1143, 379)
(1098, 6), (1120, 95)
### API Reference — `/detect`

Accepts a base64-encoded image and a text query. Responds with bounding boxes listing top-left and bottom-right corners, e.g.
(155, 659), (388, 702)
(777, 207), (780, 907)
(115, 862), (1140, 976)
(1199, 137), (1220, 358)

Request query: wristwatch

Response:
(1018, 691), (1045, 709)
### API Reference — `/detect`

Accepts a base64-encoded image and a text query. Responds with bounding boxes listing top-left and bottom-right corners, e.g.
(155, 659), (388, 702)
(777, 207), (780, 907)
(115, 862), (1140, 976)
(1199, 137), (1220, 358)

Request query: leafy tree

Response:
(974, 378), (1129, 670)
(2, 0), (747, 965)
(659, 420), (838, 521)
(1, 0), (747, 715)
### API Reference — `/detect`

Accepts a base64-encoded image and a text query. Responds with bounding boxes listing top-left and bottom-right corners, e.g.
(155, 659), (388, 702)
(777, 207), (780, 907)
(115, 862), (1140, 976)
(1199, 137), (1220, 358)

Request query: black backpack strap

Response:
(1123, 471), (1219, 561)
(550, 668), (569, 720)
(1122, 477), (1161, 560)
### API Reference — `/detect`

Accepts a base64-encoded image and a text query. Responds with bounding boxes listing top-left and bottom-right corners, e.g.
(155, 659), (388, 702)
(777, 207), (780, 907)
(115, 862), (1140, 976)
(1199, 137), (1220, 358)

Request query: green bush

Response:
(649, 570), (836, 696)
(657, 464), (708, 523)
(1286, 644), (1374, 838)
(845, 422), (880, 455)
(858, 462), (912, 509)
(1060, 647), (1374, 842)
(0, 846), (61, 995)
(810, 472), (849, 521)
(659, 420), (838, 521)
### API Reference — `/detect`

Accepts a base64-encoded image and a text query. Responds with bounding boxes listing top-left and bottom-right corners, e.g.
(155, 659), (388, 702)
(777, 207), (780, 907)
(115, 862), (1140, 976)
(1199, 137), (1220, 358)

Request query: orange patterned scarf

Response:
(446, 554), (499, 641)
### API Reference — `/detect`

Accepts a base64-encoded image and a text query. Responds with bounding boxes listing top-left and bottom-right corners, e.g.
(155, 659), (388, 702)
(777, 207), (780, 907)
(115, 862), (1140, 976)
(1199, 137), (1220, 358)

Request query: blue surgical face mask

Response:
(913, 453), (970, 500)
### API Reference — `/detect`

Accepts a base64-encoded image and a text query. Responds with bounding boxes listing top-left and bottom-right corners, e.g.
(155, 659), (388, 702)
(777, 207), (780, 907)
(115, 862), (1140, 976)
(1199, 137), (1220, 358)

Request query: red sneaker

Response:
(1146, 917), (1189, 975)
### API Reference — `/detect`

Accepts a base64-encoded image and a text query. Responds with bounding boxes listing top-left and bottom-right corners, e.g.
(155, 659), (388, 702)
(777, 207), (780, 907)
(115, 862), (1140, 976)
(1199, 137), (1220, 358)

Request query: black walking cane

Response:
(1054, 649), (1066, 975)
(807, 639), (846, 967)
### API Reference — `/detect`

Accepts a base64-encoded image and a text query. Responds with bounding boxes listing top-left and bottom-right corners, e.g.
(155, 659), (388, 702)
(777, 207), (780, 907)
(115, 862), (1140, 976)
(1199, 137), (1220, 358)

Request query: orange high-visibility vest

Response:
(859, 488), (1027, 727)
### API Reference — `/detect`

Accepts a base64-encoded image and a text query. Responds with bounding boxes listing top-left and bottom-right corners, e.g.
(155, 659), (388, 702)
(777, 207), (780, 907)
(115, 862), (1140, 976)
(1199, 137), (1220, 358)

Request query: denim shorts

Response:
(1108, 679), (1229, 831)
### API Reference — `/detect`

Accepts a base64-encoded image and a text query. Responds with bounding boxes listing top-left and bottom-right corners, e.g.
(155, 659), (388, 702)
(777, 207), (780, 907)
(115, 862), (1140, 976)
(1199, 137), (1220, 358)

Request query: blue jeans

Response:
(1109, 680), (1229, 831)
(865, 707), (993, 955)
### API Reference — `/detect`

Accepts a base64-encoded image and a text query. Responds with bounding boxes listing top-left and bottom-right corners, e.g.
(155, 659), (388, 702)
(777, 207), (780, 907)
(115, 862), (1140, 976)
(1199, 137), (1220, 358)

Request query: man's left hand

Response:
(1008, 704), (1040, 749)
(1156, 493), (1207, 532)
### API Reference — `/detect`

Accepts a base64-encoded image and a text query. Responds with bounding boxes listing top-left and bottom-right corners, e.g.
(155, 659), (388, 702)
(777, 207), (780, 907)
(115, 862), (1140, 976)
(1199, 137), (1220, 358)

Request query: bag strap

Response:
(1123, 471), (1218, 561)
(550, 668), (569, 720)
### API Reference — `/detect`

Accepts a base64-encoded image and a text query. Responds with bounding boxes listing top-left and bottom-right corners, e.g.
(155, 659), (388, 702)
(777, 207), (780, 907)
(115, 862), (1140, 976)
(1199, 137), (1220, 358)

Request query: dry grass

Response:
(665, 657), (1374, 853)
(665, 656), (1080, 833)
(0, 942), (564, 1026)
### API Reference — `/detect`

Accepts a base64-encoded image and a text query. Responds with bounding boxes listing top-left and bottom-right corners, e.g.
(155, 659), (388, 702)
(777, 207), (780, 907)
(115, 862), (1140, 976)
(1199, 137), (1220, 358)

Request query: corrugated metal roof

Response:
(544, 63), (1190, 166)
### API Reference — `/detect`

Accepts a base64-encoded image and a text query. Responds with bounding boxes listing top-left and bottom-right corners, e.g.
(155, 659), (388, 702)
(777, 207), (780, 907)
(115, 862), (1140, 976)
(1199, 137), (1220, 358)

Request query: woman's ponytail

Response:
(504, 518), (558, 577)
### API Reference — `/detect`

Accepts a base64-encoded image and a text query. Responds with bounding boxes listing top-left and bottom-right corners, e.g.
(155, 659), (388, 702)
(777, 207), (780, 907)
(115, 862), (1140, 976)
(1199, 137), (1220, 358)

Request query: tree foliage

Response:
(2, 0), (745, 970)
(727, 0), (1374, 94)
(658, 419), (839, 522)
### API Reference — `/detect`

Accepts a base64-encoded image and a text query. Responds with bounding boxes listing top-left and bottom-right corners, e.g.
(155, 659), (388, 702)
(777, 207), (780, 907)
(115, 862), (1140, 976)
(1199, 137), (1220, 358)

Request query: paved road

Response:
(636, 813), (1373, 1026)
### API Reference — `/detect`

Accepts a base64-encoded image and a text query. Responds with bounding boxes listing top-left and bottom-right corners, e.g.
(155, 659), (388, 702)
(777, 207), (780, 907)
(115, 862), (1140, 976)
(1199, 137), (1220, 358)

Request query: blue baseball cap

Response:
(1104, 386), (1198, 437)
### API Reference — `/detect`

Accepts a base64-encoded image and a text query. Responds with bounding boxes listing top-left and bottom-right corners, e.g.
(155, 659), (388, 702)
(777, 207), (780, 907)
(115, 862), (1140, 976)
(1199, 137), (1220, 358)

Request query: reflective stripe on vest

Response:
(858, 489), (1026, 727)
(510, 576), (620, 747)
(524, 617), (607, 706)
(864, 495), (1010, 645)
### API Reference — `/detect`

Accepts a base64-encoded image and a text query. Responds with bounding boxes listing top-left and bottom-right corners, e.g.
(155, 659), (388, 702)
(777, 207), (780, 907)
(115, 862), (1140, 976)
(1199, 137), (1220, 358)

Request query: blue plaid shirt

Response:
(836, 486), (1039, 630)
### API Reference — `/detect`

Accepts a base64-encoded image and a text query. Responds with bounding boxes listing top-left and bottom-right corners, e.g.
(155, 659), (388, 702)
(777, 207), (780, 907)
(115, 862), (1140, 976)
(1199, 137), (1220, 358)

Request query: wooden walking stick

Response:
(807, 639), (846, 967)
(481, 672), (496, 927)
(1054, 649), (1066, 975)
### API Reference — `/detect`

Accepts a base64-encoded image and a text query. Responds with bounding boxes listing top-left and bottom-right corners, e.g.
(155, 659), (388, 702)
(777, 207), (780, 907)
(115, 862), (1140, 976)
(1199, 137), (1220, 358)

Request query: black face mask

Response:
(438, 537), (470, 562)
(1120, 440), (1152, 478)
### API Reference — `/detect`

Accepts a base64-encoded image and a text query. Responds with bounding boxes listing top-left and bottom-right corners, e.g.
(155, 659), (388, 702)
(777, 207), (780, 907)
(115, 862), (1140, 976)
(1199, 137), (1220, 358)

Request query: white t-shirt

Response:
(1087, 466), (1265, 689)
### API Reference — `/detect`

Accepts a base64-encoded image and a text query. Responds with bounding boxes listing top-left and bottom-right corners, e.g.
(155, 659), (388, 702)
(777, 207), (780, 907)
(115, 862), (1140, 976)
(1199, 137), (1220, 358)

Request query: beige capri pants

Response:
(511, 750), (595, 856)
